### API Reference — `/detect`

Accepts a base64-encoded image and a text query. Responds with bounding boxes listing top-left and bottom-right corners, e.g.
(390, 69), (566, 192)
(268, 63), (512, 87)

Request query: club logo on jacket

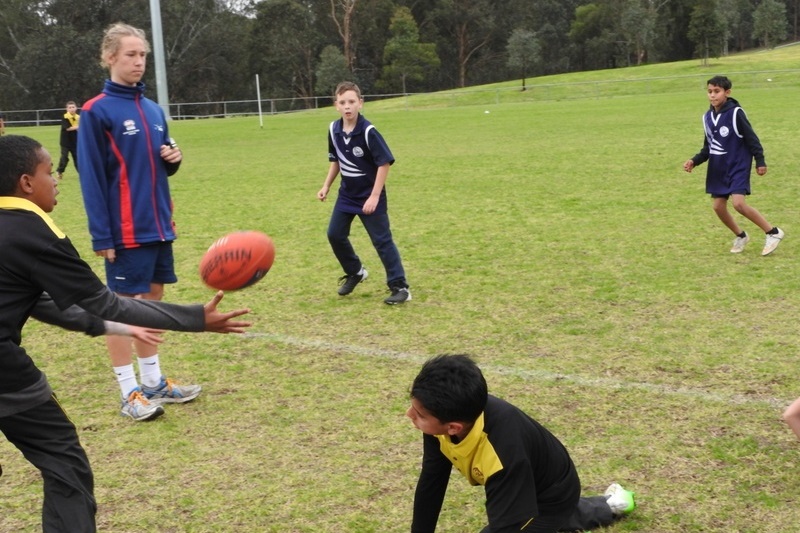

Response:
(719, 126), (730, 137)
(472, 466), (485, 483)
(123, 119), (139, 136)
(353, 147), (364, 157)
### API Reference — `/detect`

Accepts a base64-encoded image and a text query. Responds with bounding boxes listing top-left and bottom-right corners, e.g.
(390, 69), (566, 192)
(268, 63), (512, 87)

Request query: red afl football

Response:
(199, 231), (275, 291)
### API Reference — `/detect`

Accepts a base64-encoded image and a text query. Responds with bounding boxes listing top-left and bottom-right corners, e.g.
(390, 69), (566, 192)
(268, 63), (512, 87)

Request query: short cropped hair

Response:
(410, 354), (488, 424)
(707, 75), (732, 90)
(0, 135), (43, 196)
(100, 23), (150, 69)
(334, 81), (362, 100)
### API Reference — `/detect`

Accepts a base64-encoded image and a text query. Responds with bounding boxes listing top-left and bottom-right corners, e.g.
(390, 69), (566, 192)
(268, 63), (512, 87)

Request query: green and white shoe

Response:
(604, 483), (636, 515)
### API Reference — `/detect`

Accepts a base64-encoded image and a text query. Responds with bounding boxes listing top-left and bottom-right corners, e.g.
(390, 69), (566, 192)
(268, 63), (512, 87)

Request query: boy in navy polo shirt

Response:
(317, 81), (411, 305)
(407, 355), (635, 533)
(683, 75), (784, 256)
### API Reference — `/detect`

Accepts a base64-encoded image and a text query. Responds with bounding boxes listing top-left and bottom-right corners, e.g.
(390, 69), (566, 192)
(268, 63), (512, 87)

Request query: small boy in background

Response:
(56, 100), (79, 179)
(317, 81), (411, 305)
(683, 75), (783, 256)
(406, 354), (635, 533)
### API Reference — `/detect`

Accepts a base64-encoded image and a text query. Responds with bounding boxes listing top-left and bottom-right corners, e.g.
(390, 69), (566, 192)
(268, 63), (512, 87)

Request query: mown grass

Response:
(2, 45), (800, 532)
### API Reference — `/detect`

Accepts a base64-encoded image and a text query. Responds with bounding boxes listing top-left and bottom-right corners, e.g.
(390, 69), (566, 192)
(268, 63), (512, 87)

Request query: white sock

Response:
(137, 355), (163, 388)
(113, 364), (138, 398)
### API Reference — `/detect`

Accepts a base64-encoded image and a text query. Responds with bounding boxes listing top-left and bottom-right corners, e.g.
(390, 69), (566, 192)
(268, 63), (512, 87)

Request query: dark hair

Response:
(0, 135), (43, 195)
(707, 75), (732, 90)
(410, 354), (488, 423)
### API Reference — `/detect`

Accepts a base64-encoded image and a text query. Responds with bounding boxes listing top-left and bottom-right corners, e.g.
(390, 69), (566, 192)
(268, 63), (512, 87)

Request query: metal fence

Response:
(4, 70), (798, 127)
(2, 95), (335, 127)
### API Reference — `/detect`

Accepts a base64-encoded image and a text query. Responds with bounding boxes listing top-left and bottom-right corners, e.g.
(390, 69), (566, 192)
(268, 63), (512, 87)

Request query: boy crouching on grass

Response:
(0, 134), (251, 532)
(406, 354), (635, 533)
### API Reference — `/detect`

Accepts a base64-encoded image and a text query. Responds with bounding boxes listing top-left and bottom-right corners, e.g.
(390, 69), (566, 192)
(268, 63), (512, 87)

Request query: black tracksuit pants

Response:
(0, 395), (96, 532)
(479, 495), (616, 533)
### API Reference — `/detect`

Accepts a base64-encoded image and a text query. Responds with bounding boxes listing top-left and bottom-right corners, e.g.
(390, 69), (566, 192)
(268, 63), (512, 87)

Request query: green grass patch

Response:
(3, 46), (800, 532)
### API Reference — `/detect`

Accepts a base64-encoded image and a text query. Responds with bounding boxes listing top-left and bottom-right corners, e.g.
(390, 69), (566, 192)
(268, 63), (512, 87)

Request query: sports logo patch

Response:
(719, 126), (730, 137)
(353, 147), (364, 157)
(123, 119), (139, 136)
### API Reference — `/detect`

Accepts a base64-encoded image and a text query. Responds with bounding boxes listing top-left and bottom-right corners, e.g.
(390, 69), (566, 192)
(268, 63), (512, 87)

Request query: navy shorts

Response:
(105, 242), (178, 294)
(711, 190), (749, 199)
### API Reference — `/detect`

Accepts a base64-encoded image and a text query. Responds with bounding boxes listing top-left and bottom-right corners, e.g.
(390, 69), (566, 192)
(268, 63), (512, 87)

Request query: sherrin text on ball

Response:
(199, 231), (275, 291)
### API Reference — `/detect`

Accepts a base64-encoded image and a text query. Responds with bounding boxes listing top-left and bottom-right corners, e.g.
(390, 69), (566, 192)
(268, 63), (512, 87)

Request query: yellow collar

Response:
(0, 197), (65, 238)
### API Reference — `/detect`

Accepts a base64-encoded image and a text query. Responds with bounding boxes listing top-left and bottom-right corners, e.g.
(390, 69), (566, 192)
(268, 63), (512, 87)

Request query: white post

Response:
(149, 0), (171, 119)
(256, 74), (263, 128)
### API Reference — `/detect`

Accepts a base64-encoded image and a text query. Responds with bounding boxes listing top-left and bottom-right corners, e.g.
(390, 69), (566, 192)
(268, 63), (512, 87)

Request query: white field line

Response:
(243, 332), (790, 410)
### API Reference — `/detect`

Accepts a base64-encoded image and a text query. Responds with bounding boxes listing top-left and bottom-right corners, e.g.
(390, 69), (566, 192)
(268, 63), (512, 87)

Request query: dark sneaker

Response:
(338, 269), (368, 295)
(384, 286), (411, 305)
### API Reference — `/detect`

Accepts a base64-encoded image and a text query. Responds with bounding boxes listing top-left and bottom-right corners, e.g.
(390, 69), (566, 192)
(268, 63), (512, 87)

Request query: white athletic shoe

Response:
(730, 233), (749, 253)
(604, 483), (636, 515)
(762, 227), (785, 256)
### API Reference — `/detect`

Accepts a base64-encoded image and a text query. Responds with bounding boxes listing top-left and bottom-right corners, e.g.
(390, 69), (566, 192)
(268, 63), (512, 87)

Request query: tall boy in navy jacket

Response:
(78, 23), (198, 420)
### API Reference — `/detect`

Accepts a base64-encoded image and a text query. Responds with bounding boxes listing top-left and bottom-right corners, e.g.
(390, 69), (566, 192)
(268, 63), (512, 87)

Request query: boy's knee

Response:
(731, 201), (747, 213)
(327, 231), (348, 245)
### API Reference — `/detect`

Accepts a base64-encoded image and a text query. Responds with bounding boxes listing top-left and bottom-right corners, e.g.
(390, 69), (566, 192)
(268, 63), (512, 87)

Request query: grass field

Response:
(3, 47), (800, 532)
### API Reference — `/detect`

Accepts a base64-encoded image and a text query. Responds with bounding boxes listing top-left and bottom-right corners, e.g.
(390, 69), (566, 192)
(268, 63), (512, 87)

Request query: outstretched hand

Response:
(128, 325), (165, 345)
(203, 291), (252, 333)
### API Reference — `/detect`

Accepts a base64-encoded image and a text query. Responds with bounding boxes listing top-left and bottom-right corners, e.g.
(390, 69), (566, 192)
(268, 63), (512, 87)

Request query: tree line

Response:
(0, 0), (795, 113)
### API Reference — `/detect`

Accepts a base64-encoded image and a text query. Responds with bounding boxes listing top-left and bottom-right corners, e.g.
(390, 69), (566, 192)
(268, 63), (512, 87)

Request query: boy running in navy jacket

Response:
(683, 75), (784, 256)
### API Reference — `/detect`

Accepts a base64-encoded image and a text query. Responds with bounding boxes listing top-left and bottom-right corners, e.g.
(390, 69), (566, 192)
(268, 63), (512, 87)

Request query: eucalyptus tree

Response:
(506, 28), (540, 90)
(687, 0), (726, 65)
(315, 45), (350, 96)
(250, 0), (321, 101)
(620, 0), (656, 65)
(526, 0), (577, 74)
(329, 0), (359, 73)
(430, 0), (496, 88)
(752, 0), (788, 48)
(378, 6), (440, 93)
